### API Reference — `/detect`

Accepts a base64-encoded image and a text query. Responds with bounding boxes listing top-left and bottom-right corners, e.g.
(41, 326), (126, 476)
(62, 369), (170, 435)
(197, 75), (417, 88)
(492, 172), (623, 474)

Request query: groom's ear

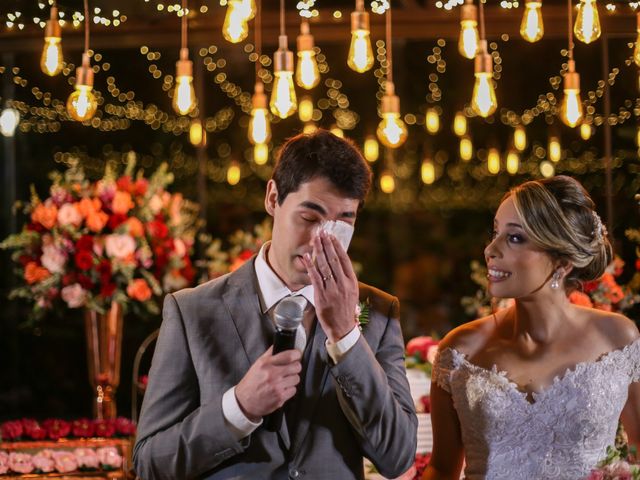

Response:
(265, 180), (279, 216)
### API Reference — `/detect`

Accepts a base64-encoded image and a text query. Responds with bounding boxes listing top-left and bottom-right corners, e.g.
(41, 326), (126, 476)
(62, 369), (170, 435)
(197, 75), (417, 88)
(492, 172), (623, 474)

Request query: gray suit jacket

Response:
(133, 258), (417, 480)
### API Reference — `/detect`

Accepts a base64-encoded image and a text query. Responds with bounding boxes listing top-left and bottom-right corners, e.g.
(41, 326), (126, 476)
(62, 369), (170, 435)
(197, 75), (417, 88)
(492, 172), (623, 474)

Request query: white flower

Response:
(96, 447), (122, 469)
(163, 271), (187, 292)
(57, 203), (82, 227)
(105, 234), (136, 259)
(148, 194), (163, 215)
(41, 244), (67, 274)
(61, 283), (87, 308)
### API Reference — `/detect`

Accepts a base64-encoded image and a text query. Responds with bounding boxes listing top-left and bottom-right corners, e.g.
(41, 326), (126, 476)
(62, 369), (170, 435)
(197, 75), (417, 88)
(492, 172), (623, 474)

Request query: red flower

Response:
(74, 250), (93, 270)
(97, 259), (112, 280)
(419, 395), (431, 414)
(134, 178), (149, 196)
(180, 256), (195, 284)
(76, 235), (94, 252)
(18, 255), (33, 267)
(78, 274), (94, 290)
(108, 213), (128, 230)
(1, 420), (24, 440)
(636, 259), (640, 271)
(147, 220), (169, 240)
(406, 336), (439, 363)
(72, 418), (94, 438)
(100, 282), (117, 298)
(583, 280), (599, 293)
(42, 419), (71, 440)
(116, 175), (133, 193)
(62, 273), (76, 286)
(93, 419), (116, 438)
(114, 417), (136, 436)
(238, 249), (253, 261)
(22, 419), (46, 440)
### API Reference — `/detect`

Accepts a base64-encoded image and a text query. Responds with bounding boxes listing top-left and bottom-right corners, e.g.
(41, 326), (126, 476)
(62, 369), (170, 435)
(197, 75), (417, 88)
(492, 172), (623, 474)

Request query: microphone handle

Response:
(265, 327), (298, 432)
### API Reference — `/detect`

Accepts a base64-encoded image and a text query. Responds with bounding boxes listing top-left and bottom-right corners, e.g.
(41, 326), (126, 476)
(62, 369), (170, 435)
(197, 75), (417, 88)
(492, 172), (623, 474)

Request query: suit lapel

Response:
(221, 259), (291, 449)
(289, 318), (331, 454)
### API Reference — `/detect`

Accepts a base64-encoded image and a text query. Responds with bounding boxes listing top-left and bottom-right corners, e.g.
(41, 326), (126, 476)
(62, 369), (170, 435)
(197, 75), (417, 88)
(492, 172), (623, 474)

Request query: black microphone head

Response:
(273, 296), (306, 331)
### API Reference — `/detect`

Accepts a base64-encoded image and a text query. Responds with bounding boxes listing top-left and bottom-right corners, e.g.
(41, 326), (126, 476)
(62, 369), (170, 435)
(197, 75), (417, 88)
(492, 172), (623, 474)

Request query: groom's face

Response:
(265, 176), (359, 291)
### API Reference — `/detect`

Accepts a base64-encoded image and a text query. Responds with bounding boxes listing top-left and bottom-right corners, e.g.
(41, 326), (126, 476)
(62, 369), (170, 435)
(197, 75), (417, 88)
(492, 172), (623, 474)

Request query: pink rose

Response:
(52, 451), (77, 473)
(135, 245), (153, 269)
(173, 238), (186, 257)
(57, 203), (82, 227)
(8, 452), (34, 474)
(0, 451), (8, 474)
(148, 194), (164, 214)
(96, 447), (122, 469)
(74, 448), (99, 469)
(585, 471), (605, 480)
(96, 179), (116, 205)
(61, 283), (87, 308)
(105, 234), (136, 259)
(41, 244), (67, 274)
(32, 450), (55, 473)
(50, 185), (72, 205)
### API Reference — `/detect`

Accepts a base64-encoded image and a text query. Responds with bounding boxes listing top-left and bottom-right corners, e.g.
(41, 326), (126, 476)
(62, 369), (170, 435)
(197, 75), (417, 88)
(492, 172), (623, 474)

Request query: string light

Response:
(459, 0), (480, 59)
(487, 148), (501, 174)
(270, 0), (297, 119)
(348, 0), (374, 73)
(561, 0), (583, 127)
(506, 150), (520, 174)
(460, 135), (474, 161)
(364, 136), (379, 162)
(295, 20), (320, 89)
(421, 157), (436, 184)
(425, 108), (440, 134)
(453, 111), (467, 136)
(41, 3), (63, 76)
(549, 136), (561, 162)
(540, 160), (555, 177)
(580, 122), (592, 140)
(520, 0), (544, 42)
(172, 0), (196, 116)
(298, 96), (313, 122)
(66, 0), (97, 122)
(227, 161), (241, 185)
(253, 143), (268, 165)
(514, 125), (527, 151)
(379, 169), (395, 193)
(377, 7), (407, 148)
(189, 119), (204, 145)
(574, 0), (601, 44)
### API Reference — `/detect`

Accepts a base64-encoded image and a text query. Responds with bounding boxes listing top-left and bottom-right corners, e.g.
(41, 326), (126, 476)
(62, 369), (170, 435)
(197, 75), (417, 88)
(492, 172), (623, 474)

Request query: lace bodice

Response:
(432, 338), (640, 480)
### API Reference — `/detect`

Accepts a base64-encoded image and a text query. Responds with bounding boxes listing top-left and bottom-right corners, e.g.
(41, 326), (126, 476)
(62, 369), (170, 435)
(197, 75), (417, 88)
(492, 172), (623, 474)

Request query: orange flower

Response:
(127, 278), (152, 301)
(31, 203), (58, 230)
(77, 197), (102, 218)
(568, 291), (593, 308)
(124, 217), (144, 238)
(112, 191), (134, 215)
(24, 262), (51, 284)
(86, 210), (109, 232)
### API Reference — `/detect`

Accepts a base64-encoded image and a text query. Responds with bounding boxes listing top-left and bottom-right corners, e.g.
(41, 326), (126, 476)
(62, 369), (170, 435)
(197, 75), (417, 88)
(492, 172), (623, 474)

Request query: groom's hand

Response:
(235, 347), (302, 422)
(303, 231), (359, 344)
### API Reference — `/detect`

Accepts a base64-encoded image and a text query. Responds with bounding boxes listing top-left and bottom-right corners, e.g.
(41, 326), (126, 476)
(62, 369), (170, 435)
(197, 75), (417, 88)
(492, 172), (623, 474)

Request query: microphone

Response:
(265, 295), (306, 432)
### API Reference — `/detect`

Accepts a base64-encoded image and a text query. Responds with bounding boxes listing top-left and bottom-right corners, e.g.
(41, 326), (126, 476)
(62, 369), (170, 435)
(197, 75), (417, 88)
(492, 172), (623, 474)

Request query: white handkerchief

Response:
(315, 220), (354, 252)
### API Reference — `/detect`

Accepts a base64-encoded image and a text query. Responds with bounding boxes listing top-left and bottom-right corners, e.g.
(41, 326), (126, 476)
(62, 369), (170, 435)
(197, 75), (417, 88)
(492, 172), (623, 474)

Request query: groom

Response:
(133, 130), (417, 480)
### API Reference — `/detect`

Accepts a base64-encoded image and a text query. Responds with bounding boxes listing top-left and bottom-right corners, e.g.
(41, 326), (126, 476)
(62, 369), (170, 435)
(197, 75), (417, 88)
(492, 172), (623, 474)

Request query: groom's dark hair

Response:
(272, 129), (372, 206)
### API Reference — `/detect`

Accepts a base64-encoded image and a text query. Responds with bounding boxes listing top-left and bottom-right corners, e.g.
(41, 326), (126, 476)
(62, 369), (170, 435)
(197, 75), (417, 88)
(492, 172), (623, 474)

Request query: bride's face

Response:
(484, 196), (556, 299)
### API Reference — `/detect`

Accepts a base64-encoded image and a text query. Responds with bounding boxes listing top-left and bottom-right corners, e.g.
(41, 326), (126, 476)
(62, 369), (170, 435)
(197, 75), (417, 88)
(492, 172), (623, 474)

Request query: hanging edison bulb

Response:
(227, 162), (241, 185)
(364, 136), (379, 162)
(254, 143), (269, 165)
(248, 82), (271, 144)
(487, 148), (501, 174)
(580, 123), (592, 140)
(634, 13), (640, 67)
(348, 0), (374, 73)
(520, 0), (544, 43)
(421, 158), (436, 184)
(548, 136), (561, 162)
(296, 21), (320, 90)
(540, 160), (555, 178)
(172, 48), (196, 116)
(270, 35), (297, 119)
(223, 0), (249, 43)
(380, 170), (395, 193)
(459, 0), (480, 59)
(298, 96), (314, 122)
(506, 150), (520, 174)
(574, 0), (601, 44)
(67, 54), (98, 122)
(560, 60), (583, 127)
(460, 136), (473, 161)
(471, 41), (497, 117)
(41, 6), (63, 76)
(377, 82), (408, 148)
(303, 123), (318, 134)
(453, 111), (467, 136)
(425, 108), (440, 134)
(330, 125), (345, 138)
(190, 119), (204, 146)
(0, 108), (20, 137)
(239, 0), (256, 20)
(513, 125), (527, 151)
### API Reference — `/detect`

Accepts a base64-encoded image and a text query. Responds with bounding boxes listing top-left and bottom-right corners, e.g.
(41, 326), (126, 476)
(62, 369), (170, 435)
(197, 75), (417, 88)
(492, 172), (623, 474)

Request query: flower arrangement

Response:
(0, 447), (123, 474)
(0, 158), (199, 320)
(1, 418), (135, 442)
(199, 218), (272, 280)
(461, 257), (638, 318)
(405, 336), (439, 377)
(585, 442), (639, 480)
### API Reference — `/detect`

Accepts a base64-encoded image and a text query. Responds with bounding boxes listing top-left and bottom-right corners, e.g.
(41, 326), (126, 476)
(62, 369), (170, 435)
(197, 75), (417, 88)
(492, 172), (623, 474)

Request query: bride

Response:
(423, 176), (640, 479)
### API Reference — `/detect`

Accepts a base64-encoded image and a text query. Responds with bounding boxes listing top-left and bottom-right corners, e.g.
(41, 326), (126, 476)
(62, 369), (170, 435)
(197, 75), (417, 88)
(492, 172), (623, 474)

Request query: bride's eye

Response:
(508, 234), (525, 244)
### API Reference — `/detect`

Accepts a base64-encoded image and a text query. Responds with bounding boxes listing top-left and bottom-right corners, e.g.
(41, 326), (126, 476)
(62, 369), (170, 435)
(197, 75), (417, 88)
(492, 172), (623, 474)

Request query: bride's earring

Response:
(550, 270), (562, 290)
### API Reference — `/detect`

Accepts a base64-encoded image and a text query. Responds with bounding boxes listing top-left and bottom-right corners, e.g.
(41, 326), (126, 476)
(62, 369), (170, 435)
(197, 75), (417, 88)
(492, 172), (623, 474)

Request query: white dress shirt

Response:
(222, 241), (360, 440)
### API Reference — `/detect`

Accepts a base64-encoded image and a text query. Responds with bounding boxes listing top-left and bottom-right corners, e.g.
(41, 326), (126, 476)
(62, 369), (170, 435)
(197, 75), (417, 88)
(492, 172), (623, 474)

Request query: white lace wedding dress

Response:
(432, 338), (640, 480)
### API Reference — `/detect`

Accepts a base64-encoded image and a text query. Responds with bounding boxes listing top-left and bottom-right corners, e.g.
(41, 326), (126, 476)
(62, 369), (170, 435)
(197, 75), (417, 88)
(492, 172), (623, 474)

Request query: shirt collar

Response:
(254, 241), (315, 314)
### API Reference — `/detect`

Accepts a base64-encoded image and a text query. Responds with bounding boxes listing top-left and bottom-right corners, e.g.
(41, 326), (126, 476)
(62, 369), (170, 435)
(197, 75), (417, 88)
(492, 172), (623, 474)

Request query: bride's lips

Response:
(487, 267), (512, 282)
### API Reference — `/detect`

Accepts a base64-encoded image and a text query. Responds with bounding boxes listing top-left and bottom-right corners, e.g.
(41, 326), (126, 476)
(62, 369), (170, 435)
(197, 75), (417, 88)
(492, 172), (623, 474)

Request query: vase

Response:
(84, 303), (123, 420)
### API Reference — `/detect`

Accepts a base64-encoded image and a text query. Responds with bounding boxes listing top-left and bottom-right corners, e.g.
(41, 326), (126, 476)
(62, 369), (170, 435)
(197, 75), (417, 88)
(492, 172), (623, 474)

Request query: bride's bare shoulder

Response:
(439, 311), (503, 356)
(583, 307), (640, 350)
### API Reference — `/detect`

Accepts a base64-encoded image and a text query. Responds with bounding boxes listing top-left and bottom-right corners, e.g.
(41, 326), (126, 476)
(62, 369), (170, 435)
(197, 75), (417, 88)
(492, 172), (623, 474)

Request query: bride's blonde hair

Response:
(506, 175), (612, 292)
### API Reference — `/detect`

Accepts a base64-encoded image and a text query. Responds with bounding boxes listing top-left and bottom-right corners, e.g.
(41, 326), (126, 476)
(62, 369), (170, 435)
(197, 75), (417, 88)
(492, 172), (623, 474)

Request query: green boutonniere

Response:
(356, 299), (370, 331)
